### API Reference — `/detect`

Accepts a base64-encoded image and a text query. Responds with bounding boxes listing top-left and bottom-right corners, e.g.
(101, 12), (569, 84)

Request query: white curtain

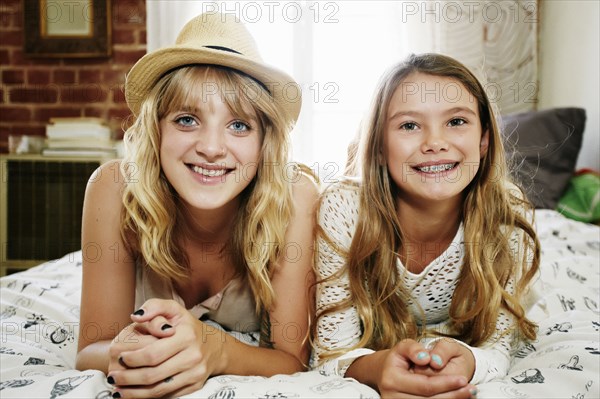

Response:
(146, 0), (538, 175)
(416, 1), (539, 115)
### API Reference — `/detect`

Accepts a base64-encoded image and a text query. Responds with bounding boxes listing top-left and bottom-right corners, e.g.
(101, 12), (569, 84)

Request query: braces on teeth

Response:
(418, 164), (455, 173)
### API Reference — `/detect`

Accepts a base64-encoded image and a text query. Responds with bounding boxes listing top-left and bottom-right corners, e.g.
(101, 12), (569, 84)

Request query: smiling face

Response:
(158, 68), (262, 213)
(384, 72), (489, 208)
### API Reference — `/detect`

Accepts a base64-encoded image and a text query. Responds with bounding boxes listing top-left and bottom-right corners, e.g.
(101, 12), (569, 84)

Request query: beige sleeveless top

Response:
(135, 266), (260, 333)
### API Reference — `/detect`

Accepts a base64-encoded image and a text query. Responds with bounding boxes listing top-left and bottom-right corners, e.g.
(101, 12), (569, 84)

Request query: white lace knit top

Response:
(311, 179), (531, 384)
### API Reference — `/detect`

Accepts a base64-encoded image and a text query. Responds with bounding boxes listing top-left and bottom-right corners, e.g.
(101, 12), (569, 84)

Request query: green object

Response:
(556, 170), (600, 223)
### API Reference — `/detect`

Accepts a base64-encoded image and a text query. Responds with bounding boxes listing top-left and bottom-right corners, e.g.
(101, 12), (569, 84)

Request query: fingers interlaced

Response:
(110, 351), (209, 399)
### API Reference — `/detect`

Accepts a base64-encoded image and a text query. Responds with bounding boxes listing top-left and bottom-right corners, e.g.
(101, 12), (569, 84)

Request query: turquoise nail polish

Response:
(416, 351), (428, 360)
(432, 354), (443, 366)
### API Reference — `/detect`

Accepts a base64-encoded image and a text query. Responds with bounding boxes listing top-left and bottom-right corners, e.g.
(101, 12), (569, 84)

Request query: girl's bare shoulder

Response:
(83, 159), (127, 214)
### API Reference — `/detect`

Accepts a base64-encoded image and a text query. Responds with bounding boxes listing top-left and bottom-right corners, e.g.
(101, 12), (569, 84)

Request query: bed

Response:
(0, 209), (598, 398)
(1, 108), (599, 398)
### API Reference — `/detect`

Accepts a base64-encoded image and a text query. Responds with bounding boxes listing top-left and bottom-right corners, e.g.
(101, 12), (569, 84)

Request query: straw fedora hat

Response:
(125, 12), (301, 126)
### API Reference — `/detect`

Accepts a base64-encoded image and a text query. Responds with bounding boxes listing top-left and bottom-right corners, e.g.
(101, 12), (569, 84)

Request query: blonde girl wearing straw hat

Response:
(75, 12), (318, 398)
(312, 53), (540, 398)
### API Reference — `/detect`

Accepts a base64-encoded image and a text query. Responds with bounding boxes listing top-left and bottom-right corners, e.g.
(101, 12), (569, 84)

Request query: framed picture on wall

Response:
(23, 0), (112, 58)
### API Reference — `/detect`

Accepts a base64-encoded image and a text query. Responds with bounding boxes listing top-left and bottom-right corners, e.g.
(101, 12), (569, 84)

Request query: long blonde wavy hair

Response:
(316, 53), (540, 359)
(121, 65), (293, 315)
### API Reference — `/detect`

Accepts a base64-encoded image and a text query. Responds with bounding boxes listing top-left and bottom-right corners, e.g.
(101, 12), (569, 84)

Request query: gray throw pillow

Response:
(501, 107), (586, 209)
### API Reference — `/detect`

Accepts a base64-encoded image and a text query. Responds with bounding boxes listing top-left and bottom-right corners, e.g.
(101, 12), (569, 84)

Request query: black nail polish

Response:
(118, 356), (127, 368)
(161, 323), (173, 331)
(132, 308), (144, 316)
(106, 375), (115, 385)
(112, 392), (121, 399)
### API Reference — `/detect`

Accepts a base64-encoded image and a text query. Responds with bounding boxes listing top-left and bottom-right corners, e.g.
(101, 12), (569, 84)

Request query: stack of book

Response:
(43, 117), (118, 158)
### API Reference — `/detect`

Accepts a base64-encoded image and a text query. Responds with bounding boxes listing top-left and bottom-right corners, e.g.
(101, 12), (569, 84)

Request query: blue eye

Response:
(174, 115), (197, 127)
(229, 121), (250, 132)
(448, 118), (466, 127)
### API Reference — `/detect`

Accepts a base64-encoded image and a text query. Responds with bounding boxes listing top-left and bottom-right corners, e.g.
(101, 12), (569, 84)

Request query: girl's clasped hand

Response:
(377, 339), (477, 399)
(107, 300), (228, 398)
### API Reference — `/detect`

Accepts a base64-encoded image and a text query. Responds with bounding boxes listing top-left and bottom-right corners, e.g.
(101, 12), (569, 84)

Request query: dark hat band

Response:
(204, 45), (242, 55)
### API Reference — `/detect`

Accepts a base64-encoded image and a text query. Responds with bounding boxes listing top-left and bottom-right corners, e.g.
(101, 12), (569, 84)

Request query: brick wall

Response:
(0, 0), (147, 153)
